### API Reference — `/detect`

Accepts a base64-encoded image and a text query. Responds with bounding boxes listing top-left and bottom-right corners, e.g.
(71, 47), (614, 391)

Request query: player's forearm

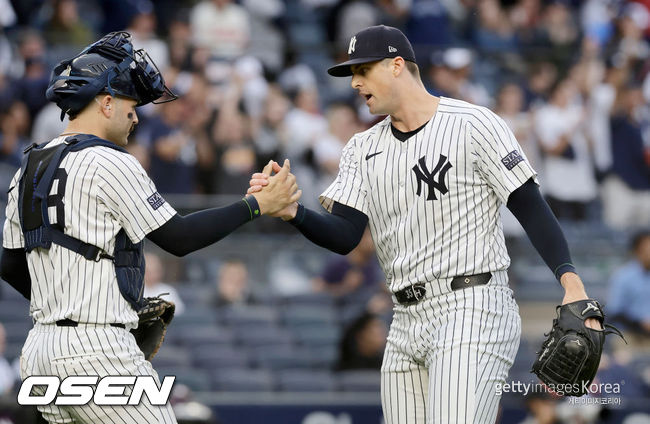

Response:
(288, 202), (368, 255)
(506, 179), (576, 281)
(0, 248), (31, 300)
(146, 197), (260, 256)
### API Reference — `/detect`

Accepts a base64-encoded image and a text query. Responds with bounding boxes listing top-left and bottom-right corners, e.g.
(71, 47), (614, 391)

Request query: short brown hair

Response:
(381, 58), (421, 80)
(405, 61), (420, 79)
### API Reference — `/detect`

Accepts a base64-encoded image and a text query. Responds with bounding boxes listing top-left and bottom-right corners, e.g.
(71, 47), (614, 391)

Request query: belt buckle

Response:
(402, 284), (425, 306)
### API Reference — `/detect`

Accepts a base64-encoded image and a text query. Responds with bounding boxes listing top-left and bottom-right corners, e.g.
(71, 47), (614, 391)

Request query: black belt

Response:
(55, 318), (125, 329)
(394, 272), (492, 306)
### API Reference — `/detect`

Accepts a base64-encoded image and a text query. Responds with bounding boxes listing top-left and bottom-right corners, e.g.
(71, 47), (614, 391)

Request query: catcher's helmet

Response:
(46, 31), (177, 120)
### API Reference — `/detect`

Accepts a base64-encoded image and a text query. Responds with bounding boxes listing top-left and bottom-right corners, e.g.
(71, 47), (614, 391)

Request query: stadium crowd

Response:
(0, 0), (647, 229)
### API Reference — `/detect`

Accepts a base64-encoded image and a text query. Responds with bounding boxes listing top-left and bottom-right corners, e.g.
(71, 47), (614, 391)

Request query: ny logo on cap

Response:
(348, 36), (357, 54)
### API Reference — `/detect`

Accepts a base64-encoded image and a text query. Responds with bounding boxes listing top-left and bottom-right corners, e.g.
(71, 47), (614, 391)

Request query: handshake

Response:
(246, 159), (302, 221)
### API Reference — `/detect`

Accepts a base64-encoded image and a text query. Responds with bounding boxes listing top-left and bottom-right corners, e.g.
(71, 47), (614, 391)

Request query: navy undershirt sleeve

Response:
(147, 196), (260, 257)
(0, 248), (31, 300)
(288, 202), (368, 255)
(506, 179), (576, 281)
(0, 197), (261, 297)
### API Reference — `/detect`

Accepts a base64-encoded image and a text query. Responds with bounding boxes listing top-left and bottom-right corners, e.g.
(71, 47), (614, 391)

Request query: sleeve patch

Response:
(147, 192), (165, 210)
(501, 150), (524, 170)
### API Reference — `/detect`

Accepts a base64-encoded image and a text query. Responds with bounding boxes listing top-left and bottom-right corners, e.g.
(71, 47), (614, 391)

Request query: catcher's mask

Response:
(46, 31), (177, 120)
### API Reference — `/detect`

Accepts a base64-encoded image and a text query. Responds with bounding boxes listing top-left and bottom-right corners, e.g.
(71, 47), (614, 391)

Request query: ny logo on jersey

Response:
(412, 155), (453, 200)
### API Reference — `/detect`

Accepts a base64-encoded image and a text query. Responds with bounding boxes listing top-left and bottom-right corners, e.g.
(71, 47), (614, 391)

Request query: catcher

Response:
(0, 32), (299, 424)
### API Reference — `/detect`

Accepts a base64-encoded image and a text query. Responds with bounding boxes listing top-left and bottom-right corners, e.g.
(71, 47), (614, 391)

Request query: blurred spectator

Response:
(278, 51), (318, 96)
(143, 252), (185, 315)
(31, 102), (68, 143)
(404, 0), (453, 59)
(596, 352), (647, 399)
(534, 78), (597, 221)
(283, 85), (327, 164)
(314, 102), (361, 187)
(472, 0), (519, 54)
(441, 47), (491, 107)
(580, 0), (616, 49)
(232, 56), (269, 124)
(211, 259), (255, 307)
(425, 52), (455, 97)
(586, 59), (625, 180)
(211, 105), (256, 195)
(190, 0), (250, 60)
(42, 0), (94, 50)
(15, 30), (50, 119)
(0, 0), (16, 31)
(167, 11), (193, 71)
(336, 312), (387, 371)
(555, 400), (602, 424)
(537, 0), (580, 71)
(509, 0), (543, 48)
(146, 92), (198, 194)
(601, 82), (650, 230)
(241, 0), (285, 73)
(0, 3), (18, 79)
(334, 0), (384, 52)
(252, 84), (290, 170)
(0, 323), (18, 395)
(126, 2), (169, 72)
(0, 101), (31, 168)
(281, 85), (328, 206)
(524, 61), (558, 109)
(607, 230), (650, 338)
(313, 227), (383, 301)
(609, 2), (650, 63)
(517, 391), (560, 424)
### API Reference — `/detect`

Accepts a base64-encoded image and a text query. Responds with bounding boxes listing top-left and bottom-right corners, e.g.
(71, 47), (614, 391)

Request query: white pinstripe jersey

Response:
(321, 97), (537, 293)
(2, 136), (176, 326)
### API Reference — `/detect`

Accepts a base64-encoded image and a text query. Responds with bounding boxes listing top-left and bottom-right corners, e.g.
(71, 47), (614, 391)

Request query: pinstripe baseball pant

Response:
(20, 323), (176, 424)
(381, 277), (521, 424)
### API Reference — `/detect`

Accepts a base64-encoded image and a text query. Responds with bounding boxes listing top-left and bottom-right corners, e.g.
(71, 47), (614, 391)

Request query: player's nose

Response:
(351, 74), (361, 89)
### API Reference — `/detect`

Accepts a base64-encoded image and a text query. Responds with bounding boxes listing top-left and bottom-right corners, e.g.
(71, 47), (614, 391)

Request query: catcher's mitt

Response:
(531, 299), (624, 396)
(130, 296), (175, 361)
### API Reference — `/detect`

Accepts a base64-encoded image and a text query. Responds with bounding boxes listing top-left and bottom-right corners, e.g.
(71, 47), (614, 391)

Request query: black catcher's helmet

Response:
(46, 31), (177, 120)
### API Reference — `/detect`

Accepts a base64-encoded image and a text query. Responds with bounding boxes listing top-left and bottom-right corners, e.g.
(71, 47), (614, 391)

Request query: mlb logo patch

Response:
(147, 192), (165, 210)
(501, 150), (524, 170)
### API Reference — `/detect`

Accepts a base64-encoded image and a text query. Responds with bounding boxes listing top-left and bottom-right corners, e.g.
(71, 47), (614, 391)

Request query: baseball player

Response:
(249, 25), (602, 423)
(0, 32), (299, 424)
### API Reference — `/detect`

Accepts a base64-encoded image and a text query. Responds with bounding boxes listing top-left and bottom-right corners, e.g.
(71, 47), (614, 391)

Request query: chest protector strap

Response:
(17, 134), (146, 310)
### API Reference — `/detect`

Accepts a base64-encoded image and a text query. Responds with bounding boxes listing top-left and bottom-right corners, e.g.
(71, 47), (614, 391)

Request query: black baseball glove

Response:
(131, 296), (176, 361)
(531, 299), (624, 396)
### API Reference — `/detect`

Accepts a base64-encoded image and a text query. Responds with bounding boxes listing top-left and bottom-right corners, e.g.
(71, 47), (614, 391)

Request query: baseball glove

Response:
(531, 299), (624, 396)
(131, 296), (175, 361)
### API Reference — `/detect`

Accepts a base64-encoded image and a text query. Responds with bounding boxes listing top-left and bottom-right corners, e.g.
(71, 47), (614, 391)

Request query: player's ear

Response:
(392, 57), (405, 77)
(96, 95), (113, 117)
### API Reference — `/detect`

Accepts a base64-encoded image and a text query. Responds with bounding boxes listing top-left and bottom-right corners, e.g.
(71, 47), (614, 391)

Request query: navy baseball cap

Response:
(328, 25), (417, 77)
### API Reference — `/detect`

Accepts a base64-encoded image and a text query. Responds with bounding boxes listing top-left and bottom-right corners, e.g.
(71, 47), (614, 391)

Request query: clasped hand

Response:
(248, 159), (301, 218)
